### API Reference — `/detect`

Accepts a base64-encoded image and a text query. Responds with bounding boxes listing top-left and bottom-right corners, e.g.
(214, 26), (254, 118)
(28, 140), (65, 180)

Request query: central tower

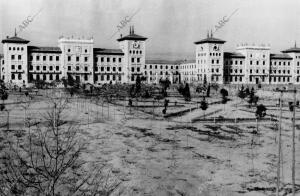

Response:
(117, 26), (147, 83)
(194, 31), (225, 84)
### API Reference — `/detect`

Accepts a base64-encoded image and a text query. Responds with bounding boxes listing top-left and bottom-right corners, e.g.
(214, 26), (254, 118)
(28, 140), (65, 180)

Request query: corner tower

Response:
(2, 31), (30, 86)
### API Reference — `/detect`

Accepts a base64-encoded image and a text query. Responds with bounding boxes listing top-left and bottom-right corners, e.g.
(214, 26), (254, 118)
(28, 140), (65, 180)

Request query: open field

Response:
(1, 87), (300, 195)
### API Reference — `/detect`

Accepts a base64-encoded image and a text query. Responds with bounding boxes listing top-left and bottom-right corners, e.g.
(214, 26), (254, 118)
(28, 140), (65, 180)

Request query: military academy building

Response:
(1, 28), (300, 86)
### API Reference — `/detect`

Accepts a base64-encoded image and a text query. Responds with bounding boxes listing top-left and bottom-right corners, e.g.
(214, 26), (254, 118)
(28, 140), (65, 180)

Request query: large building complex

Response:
(1, 28), (300, 87)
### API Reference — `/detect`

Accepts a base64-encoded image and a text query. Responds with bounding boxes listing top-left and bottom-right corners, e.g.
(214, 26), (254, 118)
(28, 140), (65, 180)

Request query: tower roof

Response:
(117, 26), (147, 42)
(281, 43), (300, 53)
(194, 37), (226, 45)
(2, 36), (30, 44)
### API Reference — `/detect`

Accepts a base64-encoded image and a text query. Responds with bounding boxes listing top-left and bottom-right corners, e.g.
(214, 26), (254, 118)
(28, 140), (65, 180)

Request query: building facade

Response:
(1, 29), (300, 86)
(0, 26), (147, 87)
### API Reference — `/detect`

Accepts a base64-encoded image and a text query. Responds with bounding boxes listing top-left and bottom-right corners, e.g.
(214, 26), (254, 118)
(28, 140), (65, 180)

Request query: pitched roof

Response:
(270, 53), (293, 60)
(2, 36), (30, 44)
(194, 37), (226, 45)
(94, 48), (124, 55)
(117, 33), (147, 42)
(224, 52), (245, 58)
(180, 59), (196, 64)
(28, 46), (62, 53)
(145, 59), (182, 65)
(281, 46), (300, 53)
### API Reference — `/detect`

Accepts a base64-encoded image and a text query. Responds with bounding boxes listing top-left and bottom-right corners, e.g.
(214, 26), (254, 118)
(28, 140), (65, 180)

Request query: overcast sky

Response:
(1, 0), (300, 60)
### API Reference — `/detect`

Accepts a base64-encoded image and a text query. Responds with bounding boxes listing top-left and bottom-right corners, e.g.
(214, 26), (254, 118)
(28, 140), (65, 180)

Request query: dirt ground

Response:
(1, 88), (300, 196)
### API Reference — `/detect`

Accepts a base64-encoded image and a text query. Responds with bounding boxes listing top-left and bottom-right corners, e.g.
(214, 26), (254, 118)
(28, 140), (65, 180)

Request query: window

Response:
(107, 57), (110, 62)
(212, 60), (214, 64)
(43, 56), (46, 61)
(118, 67), (121, 72)
(113, 58), (116, 62)
(84, 67), (88, 72)
(37, 66), (40, 71)
(50, 66), (53, 71)
(29, 65), (33, 70)
(37, 56), (40, 61)
(76, 56), (80, 62)
(49, 74), (53, 80)
(76, 66), (79, 71)
(11, 65), (15, 69)
(68, 66), (71, 71)
(68, 49), (71, 52)
(43, 75), (46, 80)
(137, 58), (140, 63)
(85, 49), (87, 53)
(68, 56), (71, 61)
(84, 57), (88, 62)
(113, 67), (116, 72)
(30, 56), (33, 61)
(18, 73), (22, 80)
(11, 55), (15, 60)
(256, 61), (259, 65)
(84, 75), (88, 81)
(131, 67), (135, 72)
(95, 67), (98, 72)
(107, 75), (110, 80)
(18, 65), (22, 70)
(101, 75), (104, 81)
(9, 47), (11, 50)
(56, 66), (59, 71)
(263, 61), (265, 65)
(56, 56), (59, 61)
(131, 58), (134, 63)
(107, 67), (110, 71)
(113, 75), (115, 81)
(119, 75), (121, 81)
(50, 56), (53, 61)
(119, 58), (122, 63)
(101, 67), (104, 71)
(250, 61), (252, 65)
(101, 57), (104, 62)
(56, 75), (59, 80)
(11, 74), (15, 80)
(137, 67), (140, 72)
(43, 66), (46, 71)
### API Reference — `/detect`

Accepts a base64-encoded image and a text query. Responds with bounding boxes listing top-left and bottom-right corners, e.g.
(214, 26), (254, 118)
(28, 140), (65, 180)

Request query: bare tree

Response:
(0, 96), (121, 196)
